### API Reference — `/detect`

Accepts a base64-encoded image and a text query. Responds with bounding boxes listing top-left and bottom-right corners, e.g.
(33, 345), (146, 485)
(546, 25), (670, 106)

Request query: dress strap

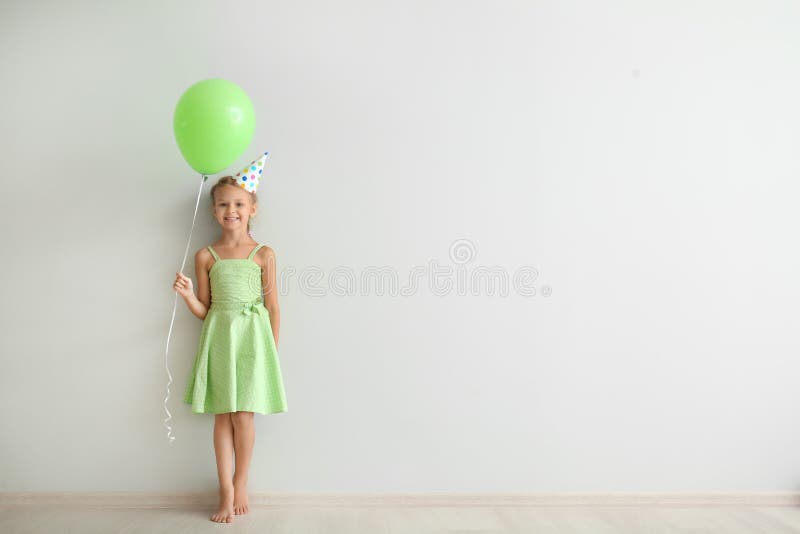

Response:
(247, 244), (263, 260)
(207, 246), (221, 261)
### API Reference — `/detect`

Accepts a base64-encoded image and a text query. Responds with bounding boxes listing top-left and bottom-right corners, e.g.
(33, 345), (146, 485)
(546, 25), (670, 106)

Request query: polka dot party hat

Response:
(232, 151), (269, 193)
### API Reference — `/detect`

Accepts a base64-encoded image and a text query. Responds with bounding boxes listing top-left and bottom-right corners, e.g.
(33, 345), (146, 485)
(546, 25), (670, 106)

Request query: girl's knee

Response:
(231, 411), (254, 425)
(215, 413), (233, 424)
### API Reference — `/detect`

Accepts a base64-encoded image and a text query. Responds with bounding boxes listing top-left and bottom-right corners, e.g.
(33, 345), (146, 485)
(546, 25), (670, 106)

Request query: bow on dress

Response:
(242, 299), (265, 316)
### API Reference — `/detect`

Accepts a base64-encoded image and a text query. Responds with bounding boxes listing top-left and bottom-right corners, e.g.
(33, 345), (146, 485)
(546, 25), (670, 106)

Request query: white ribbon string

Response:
(163, 173), (207, 443)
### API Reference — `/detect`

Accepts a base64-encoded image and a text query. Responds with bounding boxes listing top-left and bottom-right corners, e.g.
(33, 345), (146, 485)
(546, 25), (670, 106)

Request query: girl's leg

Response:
(231, 410), (255, 515)
(210, 413), (235, 523)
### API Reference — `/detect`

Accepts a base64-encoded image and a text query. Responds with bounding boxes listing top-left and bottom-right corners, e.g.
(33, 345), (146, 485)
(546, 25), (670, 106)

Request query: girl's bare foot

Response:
(210, 485), (235, 523)
(233, 480), (249, 515)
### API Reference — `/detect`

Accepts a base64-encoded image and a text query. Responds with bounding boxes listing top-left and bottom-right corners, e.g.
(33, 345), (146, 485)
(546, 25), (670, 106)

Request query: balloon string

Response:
(163, 173), (207, 443)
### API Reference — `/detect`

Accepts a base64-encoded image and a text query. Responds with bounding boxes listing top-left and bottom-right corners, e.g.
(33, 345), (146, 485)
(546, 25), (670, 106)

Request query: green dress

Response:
(184, 243), (288, 415)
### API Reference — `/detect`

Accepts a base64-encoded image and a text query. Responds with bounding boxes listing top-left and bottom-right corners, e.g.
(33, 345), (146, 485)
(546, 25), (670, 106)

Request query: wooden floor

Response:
(2, 505), (800, 533)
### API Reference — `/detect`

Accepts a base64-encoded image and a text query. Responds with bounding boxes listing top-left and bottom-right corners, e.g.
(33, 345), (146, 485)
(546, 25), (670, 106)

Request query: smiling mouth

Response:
(224, 217), (240, 222)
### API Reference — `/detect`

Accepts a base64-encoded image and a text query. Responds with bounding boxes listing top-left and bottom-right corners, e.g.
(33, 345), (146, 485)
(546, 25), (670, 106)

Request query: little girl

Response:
(172, 172), (288, 524)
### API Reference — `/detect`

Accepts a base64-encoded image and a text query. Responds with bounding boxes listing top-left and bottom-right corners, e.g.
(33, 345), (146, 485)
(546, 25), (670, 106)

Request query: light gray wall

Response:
(1, 0), (798, 492)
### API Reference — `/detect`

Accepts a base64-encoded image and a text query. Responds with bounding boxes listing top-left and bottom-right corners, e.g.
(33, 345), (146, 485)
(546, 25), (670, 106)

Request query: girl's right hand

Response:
(173, 272), (194, 299)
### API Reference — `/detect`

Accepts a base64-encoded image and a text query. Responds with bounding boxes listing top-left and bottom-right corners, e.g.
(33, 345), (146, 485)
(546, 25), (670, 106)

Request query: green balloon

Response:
(173, 78), (255, 175)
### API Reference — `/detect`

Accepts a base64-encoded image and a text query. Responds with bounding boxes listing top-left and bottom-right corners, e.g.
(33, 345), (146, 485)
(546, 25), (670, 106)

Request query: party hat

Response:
(232, 152), (269, 193)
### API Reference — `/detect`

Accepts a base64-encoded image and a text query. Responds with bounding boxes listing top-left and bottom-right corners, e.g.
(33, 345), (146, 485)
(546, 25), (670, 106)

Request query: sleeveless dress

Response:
(184, 243), (288, 415)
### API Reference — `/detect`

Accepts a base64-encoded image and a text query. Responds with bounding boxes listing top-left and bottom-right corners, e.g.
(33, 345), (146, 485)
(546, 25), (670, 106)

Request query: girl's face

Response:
(212, 185), (256, 230)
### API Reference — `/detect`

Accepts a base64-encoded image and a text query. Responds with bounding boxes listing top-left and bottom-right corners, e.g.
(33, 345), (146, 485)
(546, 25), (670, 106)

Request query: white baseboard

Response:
(1, 492), (799, 508)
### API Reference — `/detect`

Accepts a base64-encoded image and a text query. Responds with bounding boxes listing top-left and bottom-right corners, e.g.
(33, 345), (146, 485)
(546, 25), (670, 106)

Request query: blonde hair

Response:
(210, 176), (258, 238)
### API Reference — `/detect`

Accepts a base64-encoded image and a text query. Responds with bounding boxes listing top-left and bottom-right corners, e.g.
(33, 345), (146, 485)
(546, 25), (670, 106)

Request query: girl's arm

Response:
(193, 249), (212, 319)
(260, 246), (280, 348)
(179, 249), (211, 320)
